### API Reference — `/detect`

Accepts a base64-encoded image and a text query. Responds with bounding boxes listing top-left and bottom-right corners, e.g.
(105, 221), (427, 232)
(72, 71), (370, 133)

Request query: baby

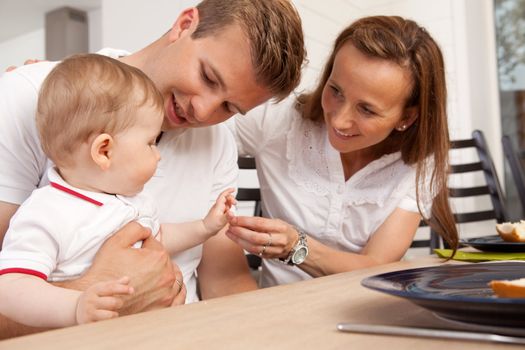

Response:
(0, 54), (235, 327)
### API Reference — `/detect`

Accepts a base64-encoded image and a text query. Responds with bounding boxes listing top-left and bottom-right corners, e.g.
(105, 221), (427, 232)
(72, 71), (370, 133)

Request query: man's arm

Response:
(197, 227), (257, 299)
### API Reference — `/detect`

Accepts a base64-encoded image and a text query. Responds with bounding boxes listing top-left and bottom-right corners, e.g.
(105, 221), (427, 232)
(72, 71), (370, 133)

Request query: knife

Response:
(336, 323), (525, 345)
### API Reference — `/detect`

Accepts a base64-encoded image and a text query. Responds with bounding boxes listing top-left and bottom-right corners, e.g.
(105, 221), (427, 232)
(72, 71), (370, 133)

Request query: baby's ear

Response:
(91, 133), (113, 170)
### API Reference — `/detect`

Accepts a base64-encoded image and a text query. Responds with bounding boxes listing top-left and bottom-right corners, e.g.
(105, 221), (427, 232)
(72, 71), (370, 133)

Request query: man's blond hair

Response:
(194, 0), (306, 100)
(37, 54), (164, 168)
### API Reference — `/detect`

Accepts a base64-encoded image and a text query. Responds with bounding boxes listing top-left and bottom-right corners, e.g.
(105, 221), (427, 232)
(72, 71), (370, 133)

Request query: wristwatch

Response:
(281, 228), (308, 266)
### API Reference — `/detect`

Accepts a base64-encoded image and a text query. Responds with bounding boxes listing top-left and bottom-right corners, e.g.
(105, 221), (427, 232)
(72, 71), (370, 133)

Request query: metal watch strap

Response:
(280, 228), (308, 266)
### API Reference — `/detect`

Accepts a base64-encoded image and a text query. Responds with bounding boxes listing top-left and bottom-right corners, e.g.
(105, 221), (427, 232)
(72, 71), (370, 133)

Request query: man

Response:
(0, 0), (305, 338)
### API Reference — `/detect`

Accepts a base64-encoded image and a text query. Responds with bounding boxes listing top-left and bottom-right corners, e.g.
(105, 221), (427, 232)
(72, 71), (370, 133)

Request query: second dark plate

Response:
(461, 235), (525, 252)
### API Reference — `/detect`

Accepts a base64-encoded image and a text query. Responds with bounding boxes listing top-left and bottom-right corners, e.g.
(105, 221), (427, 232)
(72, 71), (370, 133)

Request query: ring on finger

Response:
(259, 244), (268, 257)
(267, 233), (272, 247)
(175, 278), (183, 293)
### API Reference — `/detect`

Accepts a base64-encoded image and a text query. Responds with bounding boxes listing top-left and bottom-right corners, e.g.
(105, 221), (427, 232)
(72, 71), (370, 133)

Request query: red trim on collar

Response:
(50, 182), (104, 207)
(0, 268), (47, 280)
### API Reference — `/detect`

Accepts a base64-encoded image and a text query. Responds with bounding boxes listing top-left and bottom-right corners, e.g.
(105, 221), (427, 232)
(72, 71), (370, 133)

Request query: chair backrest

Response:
(237, 156), (263, 270)
(411, 129), (508, 252)
(502, 135), (525, 215)
(237, 156), (263, 217)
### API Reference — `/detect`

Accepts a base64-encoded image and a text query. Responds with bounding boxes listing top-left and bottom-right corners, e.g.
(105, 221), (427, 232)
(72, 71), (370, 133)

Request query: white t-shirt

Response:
(0, 168), (160, 282)
(0, 49), (238, 303)
(234, 97), (433, 287)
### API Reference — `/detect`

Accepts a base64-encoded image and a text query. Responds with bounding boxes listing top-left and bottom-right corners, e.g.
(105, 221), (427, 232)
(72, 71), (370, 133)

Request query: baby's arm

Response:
(0, 274), (133, 327)
(161, 188), (236, 255)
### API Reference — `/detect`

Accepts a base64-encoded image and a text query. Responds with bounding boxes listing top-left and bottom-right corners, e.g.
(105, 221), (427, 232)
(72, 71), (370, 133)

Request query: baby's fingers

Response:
(219, 188), (235, 199)
(91, 309), (120, 322)
(226, 210), (236, 221)
(94, 296), (125, 311)
(226, 195), (237, 206)
(96, 276), (134, 297)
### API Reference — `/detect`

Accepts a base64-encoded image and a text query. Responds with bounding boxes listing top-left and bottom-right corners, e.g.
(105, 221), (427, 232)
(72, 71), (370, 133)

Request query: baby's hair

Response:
(36, 53), (164, 168)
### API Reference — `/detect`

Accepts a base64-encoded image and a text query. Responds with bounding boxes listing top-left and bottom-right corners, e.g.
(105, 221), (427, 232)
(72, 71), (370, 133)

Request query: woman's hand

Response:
(226, 216), (299, 259)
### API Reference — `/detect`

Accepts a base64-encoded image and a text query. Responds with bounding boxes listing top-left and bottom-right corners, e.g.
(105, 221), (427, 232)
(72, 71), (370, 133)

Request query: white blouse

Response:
(234, 97), (433, 287)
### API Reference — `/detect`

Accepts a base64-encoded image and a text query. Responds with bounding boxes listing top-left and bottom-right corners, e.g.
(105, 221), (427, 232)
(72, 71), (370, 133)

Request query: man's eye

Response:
(222, 102), (237, 114)
(202, 70), (216, 86)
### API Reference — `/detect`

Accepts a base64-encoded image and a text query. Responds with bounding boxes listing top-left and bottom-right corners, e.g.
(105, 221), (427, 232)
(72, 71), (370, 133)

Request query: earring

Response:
(397, 124), (407, 131)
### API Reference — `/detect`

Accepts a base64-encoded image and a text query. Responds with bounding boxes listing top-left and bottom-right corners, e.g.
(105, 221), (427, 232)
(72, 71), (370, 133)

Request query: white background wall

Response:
(0, 0), (503, 243)
(0, 0), (501, 149)
(91, 0), (503, 173)
(0, 28), (44, 70)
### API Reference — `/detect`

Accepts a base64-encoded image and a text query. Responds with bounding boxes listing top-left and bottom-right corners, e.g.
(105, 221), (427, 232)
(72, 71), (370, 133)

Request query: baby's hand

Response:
(75, 276), (134, 324)
(203, 188), (237, 234)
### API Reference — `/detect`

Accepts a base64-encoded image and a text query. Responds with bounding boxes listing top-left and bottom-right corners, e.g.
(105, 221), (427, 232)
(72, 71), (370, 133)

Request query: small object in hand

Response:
(495, 221), (525, 242)
(489, 278), (525, 298)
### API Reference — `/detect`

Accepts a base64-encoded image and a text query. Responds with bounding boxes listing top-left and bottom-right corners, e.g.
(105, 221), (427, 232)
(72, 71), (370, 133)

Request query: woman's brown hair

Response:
(297, 16), (458, 251)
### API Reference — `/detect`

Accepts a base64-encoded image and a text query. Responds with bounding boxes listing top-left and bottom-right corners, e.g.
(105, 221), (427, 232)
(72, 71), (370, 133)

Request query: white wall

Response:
(0, 0), (503, 228)
(88, 7), (102, 52)
(462, 0), (502, 169)
(293, 0), (501, 244)
(294, 0), (501, 175)
(100, 0), (197, 52)
(0, 28), (44, 72)
(1, 0), (500, 148)
(95, 0), (501, 221)
(0, 6), (103, 70)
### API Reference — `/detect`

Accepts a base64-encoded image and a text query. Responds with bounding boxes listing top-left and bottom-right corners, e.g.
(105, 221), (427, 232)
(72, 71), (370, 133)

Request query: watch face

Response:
(292, 246), (308, 264)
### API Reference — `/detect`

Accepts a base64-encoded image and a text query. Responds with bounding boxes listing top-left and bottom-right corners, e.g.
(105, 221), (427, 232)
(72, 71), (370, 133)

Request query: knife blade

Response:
(336, 323), (525, 345)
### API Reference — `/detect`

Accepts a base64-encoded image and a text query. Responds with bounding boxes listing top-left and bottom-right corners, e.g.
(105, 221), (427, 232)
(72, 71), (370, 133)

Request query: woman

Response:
(227, 16), (458, 287)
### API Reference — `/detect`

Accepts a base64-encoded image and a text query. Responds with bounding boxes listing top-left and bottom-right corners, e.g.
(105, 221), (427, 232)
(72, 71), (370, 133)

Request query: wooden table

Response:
(0, 256), (522, 349)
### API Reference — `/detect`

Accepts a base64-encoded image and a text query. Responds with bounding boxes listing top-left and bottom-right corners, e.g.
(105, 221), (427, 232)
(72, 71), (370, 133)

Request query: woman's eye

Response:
(358, 105), (375, 116)
(330, 85), (342, 98)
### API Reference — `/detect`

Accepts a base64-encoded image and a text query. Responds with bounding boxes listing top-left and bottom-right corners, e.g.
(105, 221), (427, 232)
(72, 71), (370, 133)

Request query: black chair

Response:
(502, 135), (525, 215)
(237, 156), (263, 270)
(237, 156), (262, 217)
(411, 130), (508, 252)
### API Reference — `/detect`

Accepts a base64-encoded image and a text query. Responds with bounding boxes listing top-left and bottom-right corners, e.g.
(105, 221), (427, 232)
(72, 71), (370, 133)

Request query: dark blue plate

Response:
(461, 235), (525, 252)
(361, 262), (525, 328)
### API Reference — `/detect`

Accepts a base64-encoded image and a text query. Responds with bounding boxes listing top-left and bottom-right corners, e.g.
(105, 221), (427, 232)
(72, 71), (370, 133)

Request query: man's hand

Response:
(73, 222), (184, 314)
(5, 59), (43, 72)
